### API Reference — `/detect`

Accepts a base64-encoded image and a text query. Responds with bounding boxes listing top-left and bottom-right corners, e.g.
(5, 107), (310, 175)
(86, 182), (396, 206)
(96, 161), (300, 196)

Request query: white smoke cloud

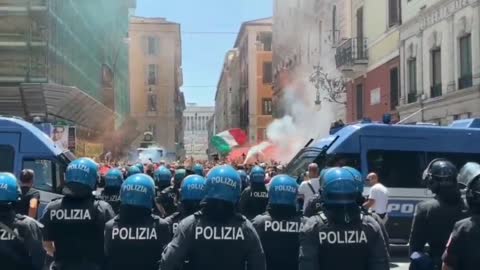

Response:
(265, 68), (337, 163)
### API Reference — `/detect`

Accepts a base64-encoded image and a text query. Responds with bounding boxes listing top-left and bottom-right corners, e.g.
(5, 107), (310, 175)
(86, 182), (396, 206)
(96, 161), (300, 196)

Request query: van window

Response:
(325, 153), (361, 169)
(23, 160), (55, 192)
(367, 150), (424, 188)
(426, 152), (480, 171)
(0, 145), (14, 173)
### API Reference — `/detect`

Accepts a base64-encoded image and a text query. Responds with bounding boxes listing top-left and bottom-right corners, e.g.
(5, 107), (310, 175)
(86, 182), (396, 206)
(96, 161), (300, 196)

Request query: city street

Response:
(390, 246), (410, 270)
(1, 0), (480, 269)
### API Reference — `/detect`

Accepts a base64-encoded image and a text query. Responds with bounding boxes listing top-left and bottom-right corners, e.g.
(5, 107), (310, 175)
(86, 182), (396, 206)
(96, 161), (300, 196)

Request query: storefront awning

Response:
(0, 83), (119, 131)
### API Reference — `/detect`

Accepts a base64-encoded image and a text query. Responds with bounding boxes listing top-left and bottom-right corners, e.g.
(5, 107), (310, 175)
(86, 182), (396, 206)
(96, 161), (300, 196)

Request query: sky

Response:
(136, 0), (273, 106)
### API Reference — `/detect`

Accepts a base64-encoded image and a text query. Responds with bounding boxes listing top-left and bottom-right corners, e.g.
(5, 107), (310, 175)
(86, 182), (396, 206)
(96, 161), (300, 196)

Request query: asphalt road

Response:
(390, 245), (410, 270)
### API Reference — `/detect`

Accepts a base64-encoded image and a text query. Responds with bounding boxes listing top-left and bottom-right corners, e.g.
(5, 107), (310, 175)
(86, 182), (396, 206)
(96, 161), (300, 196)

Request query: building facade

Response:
(215, 49), (241, 133)
(397, 0), (480, 124)
(183, 104), (214, 160)
(272, 0), (347, 121)
(0, 0), (135, 154)
(233, 18), (273, 144)
(339, 0), (402, 123)
(129, 16), (185, 158)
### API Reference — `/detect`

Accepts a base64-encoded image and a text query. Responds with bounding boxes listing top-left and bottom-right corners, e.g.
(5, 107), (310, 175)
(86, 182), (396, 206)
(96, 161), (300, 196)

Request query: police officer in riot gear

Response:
(153, 166), (173, 218)
(154, 166), (173, 195)
(40, 158), (115, 270)
(135, 163), (145, 174)
(165, 174), (206, 236)
(238, 169), (249, 192)
(442, 162), (480, 270)
(240, 166), (268, 219)
(128, 166), (142, 177)
(160, 165), (266, 270)
(99, 168), (124, 214)
(303, 168), (329, 217)
(409, 159), (468, 270)
(0, 173), (45, 270)
(299, 167), (389, 270)
(104, 173), (171, 270)
(157, 169), (186, 217)
(193, 164), (204, 176)
(252, 174), (304, 270)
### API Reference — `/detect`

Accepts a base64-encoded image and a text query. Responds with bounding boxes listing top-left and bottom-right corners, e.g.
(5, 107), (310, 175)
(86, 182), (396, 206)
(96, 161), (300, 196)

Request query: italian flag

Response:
(211, 128), (248, 154)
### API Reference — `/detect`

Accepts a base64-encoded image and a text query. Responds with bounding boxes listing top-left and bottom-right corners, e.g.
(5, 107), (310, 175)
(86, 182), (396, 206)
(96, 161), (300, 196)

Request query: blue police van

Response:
(285, 118), (480, 244)
(0, 116), (75, 214)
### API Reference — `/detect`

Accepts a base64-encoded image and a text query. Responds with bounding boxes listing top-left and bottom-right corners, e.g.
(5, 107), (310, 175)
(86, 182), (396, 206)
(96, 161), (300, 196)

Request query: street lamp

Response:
(309, 65), (323, 107)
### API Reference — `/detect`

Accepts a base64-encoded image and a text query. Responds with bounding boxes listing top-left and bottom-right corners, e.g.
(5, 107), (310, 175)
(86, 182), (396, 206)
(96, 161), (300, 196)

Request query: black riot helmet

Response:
(422, 159), (458, 193)
(458, 162), (480, 212)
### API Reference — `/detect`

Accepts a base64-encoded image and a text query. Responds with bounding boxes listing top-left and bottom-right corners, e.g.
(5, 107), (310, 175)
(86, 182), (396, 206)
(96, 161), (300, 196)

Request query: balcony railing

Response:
(458, 74), (473, 90)
(335, 38), (368, 68)
(430, 84), (442, 98)
(407, 92), (417, 103)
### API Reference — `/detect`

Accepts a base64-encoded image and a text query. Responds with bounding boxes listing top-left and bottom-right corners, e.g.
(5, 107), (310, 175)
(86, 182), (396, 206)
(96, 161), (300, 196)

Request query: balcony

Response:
(430, 84), (442, 98)
(407, 92), (417, 103)
(458, 74), (473, 90)
(335, 38), (368, 78)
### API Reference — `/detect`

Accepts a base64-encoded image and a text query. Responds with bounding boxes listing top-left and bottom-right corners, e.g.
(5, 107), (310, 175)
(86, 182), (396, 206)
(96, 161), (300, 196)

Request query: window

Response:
(263, 62), (273, 84)
(332, 5), (337, 44)
(0, 145), (14, 173)
(408, 58), (417, 103)
(388, 0), (401, 27)
(459, 34), (472, 89)
(356, 84), (364, 120)
(147, 88), (157, 112)
(367, 150), (424, 188)
(262, 98), (273, 115)
(147, 64), (158, 85)
(256, 32), (272, 51)
(426, 152), (480, 174)
(390, 67), (399, 110)
(431, 49), (442, 97)
(147, 36), (158, 55)
(24, 159), (55, 192)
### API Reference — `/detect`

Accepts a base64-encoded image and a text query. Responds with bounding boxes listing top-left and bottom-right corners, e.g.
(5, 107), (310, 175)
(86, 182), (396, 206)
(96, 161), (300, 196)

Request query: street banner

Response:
(51, 125), (69, 149)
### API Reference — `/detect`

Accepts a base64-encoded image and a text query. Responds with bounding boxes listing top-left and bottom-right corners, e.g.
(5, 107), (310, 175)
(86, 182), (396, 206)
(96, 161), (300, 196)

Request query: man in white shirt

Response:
(363, 172), (389, 224)
(298, 163), (320, 212)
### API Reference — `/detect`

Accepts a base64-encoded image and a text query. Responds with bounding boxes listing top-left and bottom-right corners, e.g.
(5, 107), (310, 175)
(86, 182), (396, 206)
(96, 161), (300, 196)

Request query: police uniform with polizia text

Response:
(99, 168), (124, 214)
(239, 166), (269, 220)
(252, 174), (305, 270)
(40, 158), (115, 270)
(160, 165), (266, 270)
(165, 174), (207, 237)
(0, 172), (45, 270)
(104, 173), (171, 270)
(299, 167), (389, 270)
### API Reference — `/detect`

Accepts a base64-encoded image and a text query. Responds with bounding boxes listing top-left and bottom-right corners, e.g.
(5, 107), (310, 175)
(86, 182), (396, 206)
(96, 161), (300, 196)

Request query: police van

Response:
(285, 118), (480, 244)
(0, 116), (75, 214)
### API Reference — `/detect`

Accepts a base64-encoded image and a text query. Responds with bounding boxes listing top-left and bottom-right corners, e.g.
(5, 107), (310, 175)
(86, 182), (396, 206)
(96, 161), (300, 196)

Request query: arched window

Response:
(332, 5), (337, 44)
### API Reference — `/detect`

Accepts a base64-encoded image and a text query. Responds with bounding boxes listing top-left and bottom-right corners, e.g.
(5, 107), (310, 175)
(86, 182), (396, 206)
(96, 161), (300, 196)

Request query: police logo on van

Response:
(387, 200), (420, 217)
